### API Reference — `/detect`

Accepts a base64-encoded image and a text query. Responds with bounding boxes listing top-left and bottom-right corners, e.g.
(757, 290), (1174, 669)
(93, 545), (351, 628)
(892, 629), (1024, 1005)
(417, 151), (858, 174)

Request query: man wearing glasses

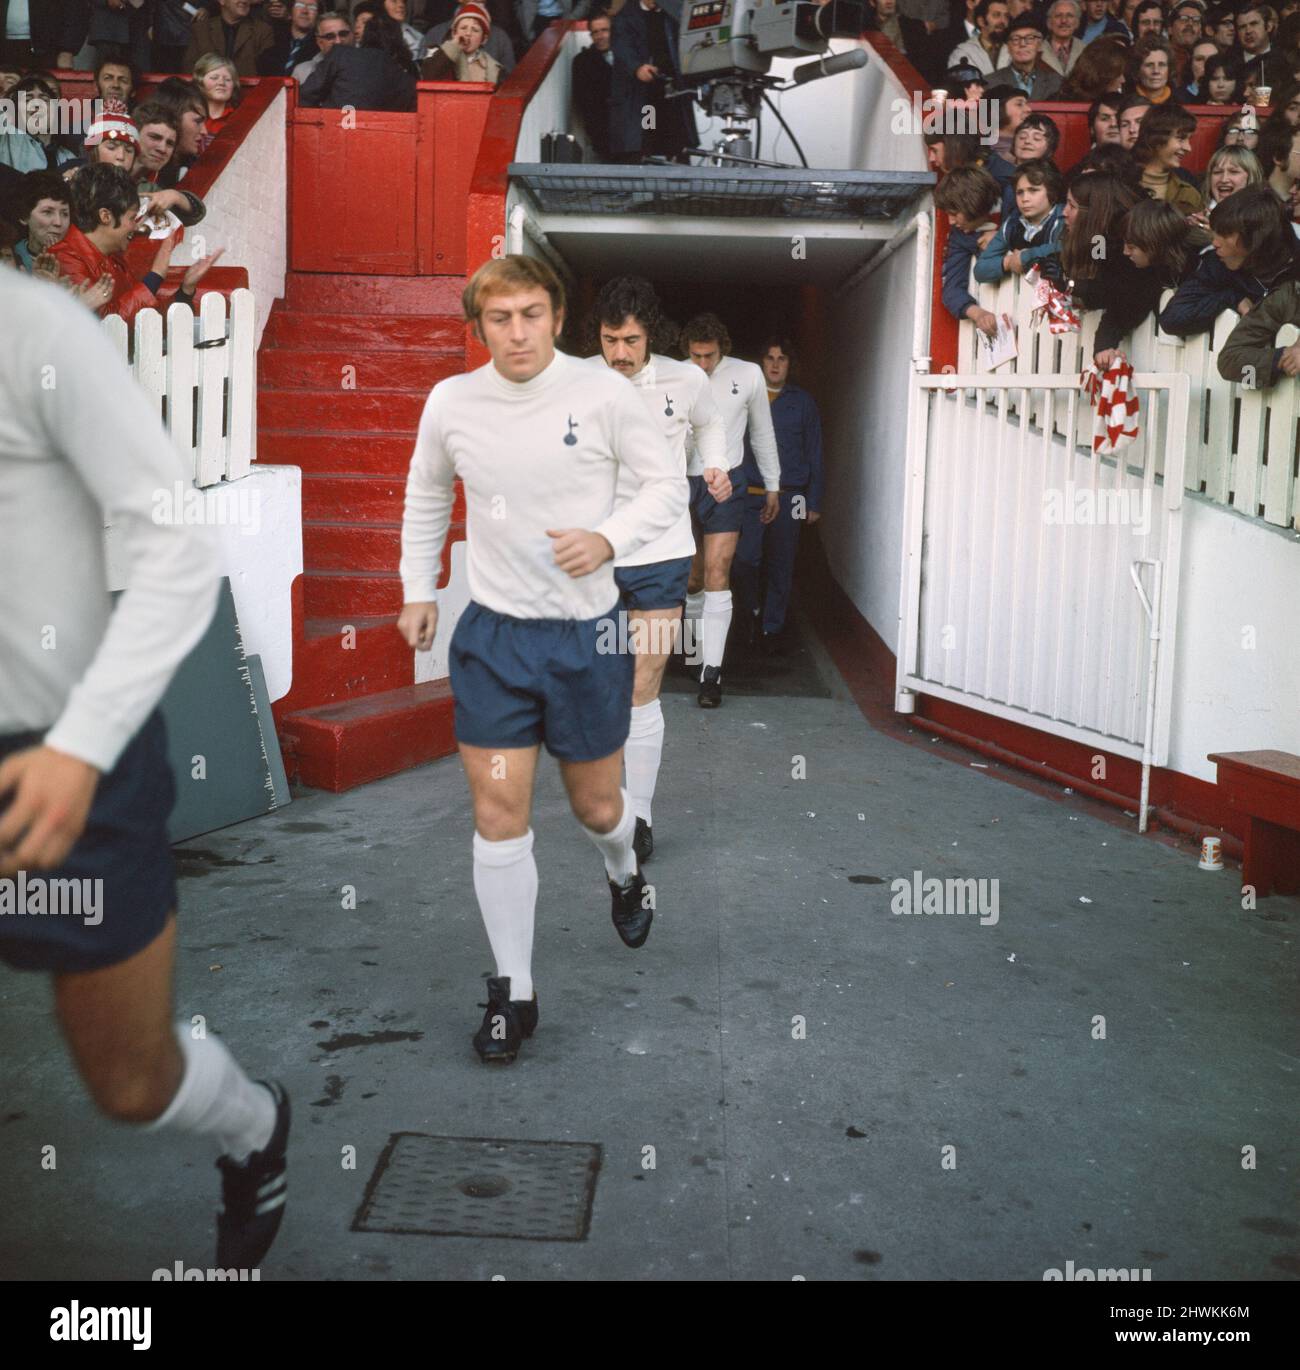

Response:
(292, 6), (353, 82)
(986, 15), (1062, 101)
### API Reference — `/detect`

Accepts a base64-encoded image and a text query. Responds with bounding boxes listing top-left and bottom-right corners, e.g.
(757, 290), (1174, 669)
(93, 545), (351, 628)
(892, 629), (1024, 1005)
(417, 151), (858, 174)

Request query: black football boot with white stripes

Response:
(214, 1080), (290, 1269)
(633, 816), (654, 865)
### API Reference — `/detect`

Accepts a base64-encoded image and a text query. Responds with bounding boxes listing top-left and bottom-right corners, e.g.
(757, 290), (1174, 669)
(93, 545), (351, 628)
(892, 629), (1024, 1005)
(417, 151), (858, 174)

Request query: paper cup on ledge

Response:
(1254, 86), (1272, 106)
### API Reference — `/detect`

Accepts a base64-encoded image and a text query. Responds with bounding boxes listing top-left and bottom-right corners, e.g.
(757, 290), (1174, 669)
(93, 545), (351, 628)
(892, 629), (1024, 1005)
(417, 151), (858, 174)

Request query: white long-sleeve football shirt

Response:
(0, 270), (220, 772)
(687, 354), (780, 488)
(611, 352), (724, 566)
(400, 349), (686, 620)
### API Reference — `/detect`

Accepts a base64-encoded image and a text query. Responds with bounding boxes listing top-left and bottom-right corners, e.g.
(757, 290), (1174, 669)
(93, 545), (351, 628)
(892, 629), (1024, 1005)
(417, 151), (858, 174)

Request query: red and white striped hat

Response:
(84, 100), (140, 150)
(451, 2), (492, 33)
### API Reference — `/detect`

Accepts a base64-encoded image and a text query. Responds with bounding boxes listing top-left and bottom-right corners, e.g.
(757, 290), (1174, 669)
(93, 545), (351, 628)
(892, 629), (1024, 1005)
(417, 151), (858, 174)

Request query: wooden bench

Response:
(1206, 751), (1300, 897)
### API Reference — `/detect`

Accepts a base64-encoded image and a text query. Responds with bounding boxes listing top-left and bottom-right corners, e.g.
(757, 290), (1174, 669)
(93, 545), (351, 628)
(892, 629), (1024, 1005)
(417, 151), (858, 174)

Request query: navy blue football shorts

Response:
(613, 555), (693, 612)
(689, 464), (747, 536)
(0, 711), (177, 974)
(449, 601), (635, 762)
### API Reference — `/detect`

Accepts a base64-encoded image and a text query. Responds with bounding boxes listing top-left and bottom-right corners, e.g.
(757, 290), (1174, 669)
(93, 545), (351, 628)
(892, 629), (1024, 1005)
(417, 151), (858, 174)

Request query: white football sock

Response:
(583, 788), (638, 885)
(702, 589), (733, 672)
(624, 699), (665, 826)
(472, 830), (538, 1002)
(684, 590), (705, 665)
(147, 1026), (276, 1162)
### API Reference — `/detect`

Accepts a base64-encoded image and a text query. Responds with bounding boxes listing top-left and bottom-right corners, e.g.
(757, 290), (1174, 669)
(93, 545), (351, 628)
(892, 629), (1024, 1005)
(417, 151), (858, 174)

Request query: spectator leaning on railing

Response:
(1092, 198), (1195, 365)
(974, 157), (1066, 284)
(1216, 255), (1300, 384)
(1060, 168), (1143, 362)
(936, 164), (1002, 337)
(1159, 185), (1300, 336)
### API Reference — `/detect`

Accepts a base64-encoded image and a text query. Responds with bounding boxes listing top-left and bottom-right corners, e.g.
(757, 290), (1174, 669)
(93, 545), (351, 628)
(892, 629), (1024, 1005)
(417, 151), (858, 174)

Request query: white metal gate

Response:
(896, 371), (1189, 791)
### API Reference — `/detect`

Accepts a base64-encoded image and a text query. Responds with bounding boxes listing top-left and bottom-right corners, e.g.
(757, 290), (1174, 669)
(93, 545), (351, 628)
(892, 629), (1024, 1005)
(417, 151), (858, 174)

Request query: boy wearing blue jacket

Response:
(1159, 186), (1299, 338)
(975, 158), (1065, 284)
(936, 165), (1002, 337)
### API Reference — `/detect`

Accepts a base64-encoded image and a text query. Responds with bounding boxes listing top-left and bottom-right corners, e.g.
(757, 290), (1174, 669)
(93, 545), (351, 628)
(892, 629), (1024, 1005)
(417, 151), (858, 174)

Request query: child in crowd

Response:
(1133, 106), (1205, 215)
(1159, 185), (1300, 336)
(975, 158), (1066, 283)
(936, 165), (1002, 337)
(1200, 55), (1243, 106)
(1093, 199), (1195, 364)
(991, 114), (1062, 214)
(1060, 169), (1144, 361)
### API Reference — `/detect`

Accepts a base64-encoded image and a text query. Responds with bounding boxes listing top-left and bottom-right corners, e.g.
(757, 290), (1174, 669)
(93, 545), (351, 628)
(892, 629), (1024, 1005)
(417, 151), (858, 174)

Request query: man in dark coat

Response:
(609, 0), (697, 164)
(0, 0), (89, 68)
(572, 8), (613, 160)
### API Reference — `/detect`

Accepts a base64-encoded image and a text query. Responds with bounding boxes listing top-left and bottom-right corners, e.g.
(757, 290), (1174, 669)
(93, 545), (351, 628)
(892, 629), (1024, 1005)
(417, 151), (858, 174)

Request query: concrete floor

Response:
(1, 628), (1295, 1282)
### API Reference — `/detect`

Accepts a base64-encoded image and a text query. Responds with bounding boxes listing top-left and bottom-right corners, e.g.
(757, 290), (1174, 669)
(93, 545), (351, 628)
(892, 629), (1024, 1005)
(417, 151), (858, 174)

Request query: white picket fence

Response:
(101, 288), (257, 488)
(958, 270), (1300, 530)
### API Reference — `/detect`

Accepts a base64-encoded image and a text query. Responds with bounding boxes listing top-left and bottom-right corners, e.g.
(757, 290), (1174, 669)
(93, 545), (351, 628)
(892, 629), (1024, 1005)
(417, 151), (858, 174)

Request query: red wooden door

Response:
(290, 109), (419, 274)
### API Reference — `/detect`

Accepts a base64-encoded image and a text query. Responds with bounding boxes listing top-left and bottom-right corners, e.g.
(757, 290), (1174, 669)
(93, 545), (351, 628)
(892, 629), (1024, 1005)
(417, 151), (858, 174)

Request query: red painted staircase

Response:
(261, 271), (468, 792)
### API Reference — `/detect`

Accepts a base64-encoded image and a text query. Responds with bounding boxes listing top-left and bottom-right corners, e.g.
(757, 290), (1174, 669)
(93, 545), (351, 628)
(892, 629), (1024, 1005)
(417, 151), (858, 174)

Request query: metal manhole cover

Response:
(351, 1134), (602, 1241)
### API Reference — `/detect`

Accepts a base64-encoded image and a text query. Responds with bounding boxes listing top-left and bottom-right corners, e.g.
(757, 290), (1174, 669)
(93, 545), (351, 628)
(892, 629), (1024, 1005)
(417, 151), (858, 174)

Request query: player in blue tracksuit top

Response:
(734, 335), (824, 651)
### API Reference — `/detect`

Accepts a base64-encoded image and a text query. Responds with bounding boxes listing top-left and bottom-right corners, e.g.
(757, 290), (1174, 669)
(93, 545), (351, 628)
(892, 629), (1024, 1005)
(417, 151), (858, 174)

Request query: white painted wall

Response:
(1167, 500), (1300, 782)
(104, 465), (301, 704)
(820, 226), (921, 655)
(176, 87), (288, 345)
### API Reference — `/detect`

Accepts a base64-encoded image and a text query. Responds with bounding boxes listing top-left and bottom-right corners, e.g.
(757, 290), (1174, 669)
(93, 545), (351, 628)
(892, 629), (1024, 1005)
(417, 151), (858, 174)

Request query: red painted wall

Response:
(287, 84), (492, 276)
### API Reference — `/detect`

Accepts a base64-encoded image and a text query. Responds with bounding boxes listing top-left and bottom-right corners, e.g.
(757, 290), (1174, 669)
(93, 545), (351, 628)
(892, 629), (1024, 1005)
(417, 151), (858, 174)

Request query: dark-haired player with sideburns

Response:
(588, 276), (726, 863)
(398, 255), (685, 1065)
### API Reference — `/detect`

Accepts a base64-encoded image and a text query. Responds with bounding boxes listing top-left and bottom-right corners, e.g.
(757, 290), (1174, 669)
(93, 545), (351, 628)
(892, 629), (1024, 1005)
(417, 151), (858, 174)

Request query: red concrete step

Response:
(303, 473), (466, 523)
(258, 348), (462, 391)
(262, 310), (466, 352)
(304, 519), (400, 572)
(282, 272), (465, 315)
(273, 614), (414, 716)
(303, 518), (465, 575)
(278, 679), (457, 792)
(259, 388), (426, 430)
(304, 569), (405, 617)
(257, 431), (414, 476)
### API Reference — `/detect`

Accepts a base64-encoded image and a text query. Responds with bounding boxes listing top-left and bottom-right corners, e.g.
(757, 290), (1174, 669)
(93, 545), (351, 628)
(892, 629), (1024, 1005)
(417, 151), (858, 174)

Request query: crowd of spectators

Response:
(0, 0), (591, 314)
(921, 1), (1300, 381)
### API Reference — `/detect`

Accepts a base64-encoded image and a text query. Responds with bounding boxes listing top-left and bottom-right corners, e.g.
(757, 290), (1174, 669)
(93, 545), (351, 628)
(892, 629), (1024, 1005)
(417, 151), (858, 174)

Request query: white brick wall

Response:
(176, 88), (288, 345)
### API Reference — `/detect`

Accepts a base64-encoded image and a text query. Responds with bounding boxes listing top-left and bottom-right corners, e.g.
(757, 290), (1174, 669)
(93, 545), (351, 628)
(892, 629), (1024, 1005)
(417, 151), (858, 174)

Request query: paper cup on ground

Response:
(1198, 836), (1224, 871)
